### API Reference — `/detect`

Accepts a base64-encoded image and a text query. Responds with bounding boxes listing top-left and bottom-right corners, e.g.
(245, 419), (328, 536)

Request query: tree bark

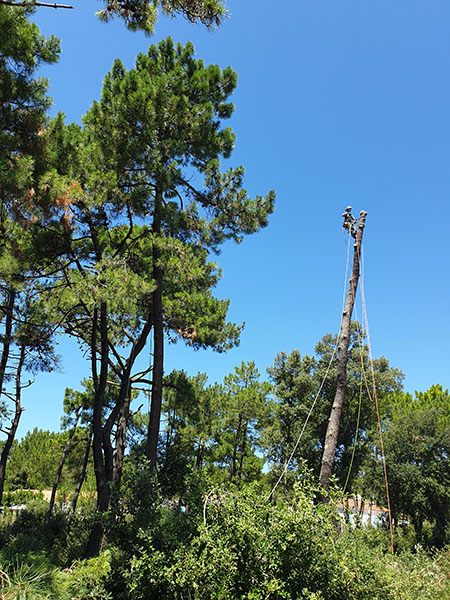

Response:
(0, 343), (24, 506)
(71, 431), (92, 514)
(195, 441), (205, 471)
(45, 406), (81, 525)
(229, 413), (242, 483)
(113, 385), (131, 489)
(0, 288), (16, 396)
(85, 302), (109, 557)
(237, 422), (247, 489)
(147, 184), (164, 470)
(319, 210), (367, 493)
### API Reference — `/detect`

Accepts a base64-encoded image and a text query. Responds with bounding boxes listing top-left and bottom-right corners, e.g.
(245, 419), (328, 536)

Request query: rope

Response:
(342, 322), (363, 494)
(267, 230), (353, 502)
(342, 226), (352, 310)
(360, 245), (394, 554)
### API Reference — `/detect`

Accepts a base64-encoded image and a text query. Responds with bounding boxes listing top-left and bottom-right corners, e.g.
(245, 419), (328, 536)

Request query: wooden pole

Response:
(319, 209), (368, 493)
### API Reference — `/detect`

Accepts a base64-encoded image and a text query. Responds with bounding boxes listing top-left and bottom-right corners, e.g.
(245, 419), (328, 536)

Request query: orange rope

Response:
(359, 246), (394, 554)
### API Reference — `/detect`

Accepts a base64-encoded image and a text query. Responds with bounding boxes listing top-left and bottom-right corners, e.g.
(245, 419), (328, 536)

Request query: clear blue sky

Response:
(16, 0), (450, 435)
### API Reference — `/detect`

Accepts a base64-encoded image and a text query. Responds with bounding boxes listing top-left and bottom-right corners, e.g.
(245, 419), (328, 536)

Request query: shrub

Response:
(122, 482), (390, 599)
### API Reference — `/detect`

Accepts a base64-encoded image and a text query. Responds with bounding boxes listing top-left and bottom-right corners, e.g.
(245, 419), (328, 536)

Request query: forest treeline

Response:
(0, 4), (449, 599)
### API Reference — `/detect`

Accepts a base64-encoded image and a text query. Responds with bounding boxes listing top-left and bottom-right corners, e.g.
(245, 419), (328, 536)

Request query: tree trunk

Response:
(237, 422), (247, 489)
(0, 288), (16, 396)
(147, 184), (164, 470)
(195, 441), (205, 471)
(229, 413), (242, 484)
(45, 406), (81, 525)
(85, 302), (109, 558)
(319, 211), (367, 493)
(0, 343), (24, 506)
(113, 385), (131, 489)
(71, 431), (91, 514)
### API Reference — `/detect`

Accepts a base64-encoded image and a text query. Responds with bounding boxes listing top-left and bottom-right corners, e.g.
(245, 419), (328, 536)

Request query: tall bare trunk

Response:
(319, 211), (367, 493)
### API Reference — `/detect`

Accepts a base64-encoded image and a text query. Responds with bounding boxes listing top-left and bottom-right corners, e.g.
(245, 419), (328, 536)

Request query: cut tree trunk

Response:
(319, 210), (367, 494)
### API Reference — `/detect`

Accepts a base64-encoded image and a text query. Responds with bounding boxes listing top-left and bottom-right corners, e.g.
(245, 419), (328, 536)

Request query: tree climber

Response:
(342, 206), (357, 238)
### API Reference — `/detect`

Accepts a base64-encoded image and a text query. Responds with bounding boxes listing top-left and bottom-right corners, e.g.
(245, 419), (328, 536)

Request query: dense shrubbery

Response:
(0, 475), (448, 599)
(114, 482), (449, 600)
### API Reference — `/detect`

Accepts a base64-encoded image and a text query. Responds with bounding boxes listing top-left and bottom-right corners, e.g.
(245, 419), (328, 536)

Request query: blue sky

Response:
(16, 0), (450, 435)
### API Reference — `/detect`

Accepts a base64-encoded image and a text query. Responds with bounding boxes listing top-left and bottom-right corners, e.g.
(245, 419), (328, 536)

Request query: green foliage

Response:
(0, 6), (59, 212)
(0, 560), (60, 600)
(79, 37), (274, 253)
(0, 551), (112, 600)
(96, 0), (227, 33)
(263, 324), (404, 491)
(113, 482), (450, 600)
(0, 493), (96, 567)
(6, 428), (94, 492)
(158, 364), (271, 490)
(59, 551), (112, 599)
(363, 394), (450, 548)
(2, 488), (44, 506)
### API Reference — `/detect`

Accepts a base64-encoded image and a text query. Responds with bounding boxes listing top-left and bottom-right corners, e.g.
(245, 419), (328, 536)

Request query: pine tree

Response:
(0, 5), (59, 219)
(48, 38), (274, 555)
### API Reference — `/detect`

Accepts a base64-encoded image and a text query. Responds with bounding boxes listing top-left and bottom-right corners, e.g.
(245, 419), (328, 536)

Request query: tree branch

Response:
(0, 0), (74, 7)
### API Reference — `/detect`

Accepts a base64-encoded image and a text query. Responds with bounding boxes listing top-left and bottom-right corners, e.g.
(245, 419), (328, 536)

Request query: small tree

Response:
(363, 387), (450, 547)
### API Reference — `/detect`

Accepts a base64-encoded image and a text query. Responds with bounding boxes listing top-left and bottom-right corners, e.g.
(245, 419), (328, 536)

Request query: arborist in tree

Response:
(342, 206), (357, 238)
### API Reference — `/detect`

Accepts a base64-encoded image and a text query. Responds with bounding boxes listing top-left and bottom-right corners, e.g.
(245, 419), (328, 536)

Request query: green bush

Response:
(0, 497), (94, 567)
(117, 482), (450, 600)
(121, 483), (383, 599)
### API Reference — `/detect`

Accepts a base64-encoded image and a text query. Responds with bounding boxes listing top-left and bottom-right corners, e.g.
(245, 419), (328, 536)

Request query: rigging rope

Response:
(266, 230), (353, 502)
(359, 245), (394, 553)
(342, 316), (363, 494)
(267, 227), (394, 554)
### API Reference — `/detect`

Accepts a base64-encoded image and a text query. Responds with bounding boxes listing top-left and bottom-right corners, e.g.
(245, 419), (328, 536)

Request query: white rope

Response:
(267, 229), (353, 501)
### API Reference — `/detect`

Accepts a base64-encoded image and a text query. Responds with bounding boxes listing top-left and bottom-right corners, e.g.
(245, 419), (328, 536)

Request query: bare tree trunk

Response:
(71, 431), (92, 514)
(0, 343), (24, 506)
(319, 210), (367, 493)
(45, 406), (81, 525)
